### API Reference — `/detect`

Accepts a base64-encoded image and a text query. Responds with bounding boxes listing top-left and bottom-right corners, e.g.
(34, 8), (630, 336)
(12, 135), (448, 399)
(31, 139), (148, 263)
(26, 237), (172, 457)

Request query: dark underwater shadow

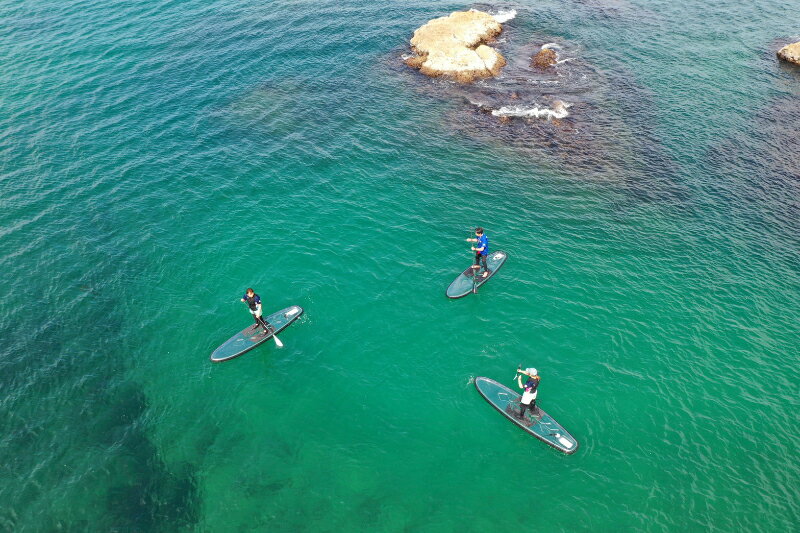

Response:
(0, 215), (202, 531)
(379, 5), (690, 213)
(698, 42), (800, 278)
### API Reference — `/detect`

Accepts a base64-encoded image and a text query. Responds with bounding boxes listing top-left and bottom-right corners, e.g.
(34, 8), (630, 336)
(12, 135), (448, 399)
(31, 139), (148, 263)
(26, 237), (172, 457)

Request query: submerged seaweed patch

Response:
(391, 12), (687, 204)
(0, 226), (200, 531)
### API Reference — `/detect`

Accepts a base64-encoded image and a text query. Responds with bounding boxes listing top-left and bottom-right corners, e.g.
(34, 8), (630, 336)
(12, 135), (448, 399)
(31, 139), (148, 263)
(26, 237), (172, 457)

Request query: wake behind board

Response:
(474, 376), (578, 454)
(446, 250), (507, 299)
(210, 305), (303, 363)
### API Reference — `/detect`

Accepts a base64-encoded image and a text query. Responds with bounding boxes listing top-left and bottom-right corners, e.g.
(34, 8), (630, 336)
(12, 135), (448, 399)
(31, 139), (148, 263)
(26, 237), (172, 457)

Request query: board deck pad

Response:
(462, 266), (492, 277)
(474, 376), (579, 454)
(210, 305), (304, 362)
(446, 250), (507, 299)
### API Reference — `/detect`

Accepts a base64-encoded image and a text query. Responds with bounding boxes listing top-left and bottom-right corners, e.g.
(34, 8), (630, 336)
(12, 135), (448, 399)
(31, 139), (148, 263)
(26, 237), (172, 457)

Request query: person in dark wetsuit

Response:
(466, 227), (490, 278)
(241, 288), (271, 333)
(516, 368), (540, 420)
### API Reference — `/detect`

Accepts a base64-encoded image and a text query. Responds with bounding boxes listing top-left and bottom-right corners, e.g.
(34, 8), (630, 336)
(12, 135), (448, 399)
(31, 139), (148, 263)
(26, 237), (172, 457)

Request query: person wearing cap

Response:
(466, 227), (490, 278)
(516, 367), (540, 420)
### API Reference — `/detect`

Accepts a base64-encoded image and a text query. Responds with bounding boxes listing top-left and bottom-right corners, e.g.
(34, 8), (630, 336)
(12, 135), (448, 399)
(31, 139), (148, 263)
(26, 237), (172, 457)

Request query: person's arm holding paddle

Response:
(516, 367), (540, 420)
(242, 288), (262, 330)
(516, 369), (533, 388)
(468, 234), (486, 255)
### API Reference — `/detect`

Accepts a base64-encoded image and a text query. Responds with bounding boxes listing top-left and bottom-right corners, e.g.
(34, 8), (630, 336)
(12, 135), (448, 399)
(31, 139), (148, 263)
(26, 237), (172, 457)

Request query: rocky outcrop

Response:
(405, 10), (506, 83)
(532, 48), (557, 69)
(777, 41), (800, 65)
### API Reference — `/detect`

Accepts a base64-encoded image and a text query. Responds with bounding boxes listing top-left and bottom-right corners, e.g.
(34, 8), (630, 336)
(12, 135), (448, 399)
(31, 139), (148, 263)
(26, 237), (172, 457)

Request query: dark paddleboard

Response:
(474, 376), (579, 454)
(446, 250), (508, 299)
(210, 305), (303, 363)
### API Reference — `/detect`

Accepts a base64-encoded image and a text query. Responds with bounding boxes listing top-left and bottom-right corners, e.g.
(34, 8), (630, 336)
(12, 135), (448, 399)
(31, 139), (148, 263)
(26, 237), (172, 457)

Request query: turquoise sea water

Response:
(1, 0), (798, 530)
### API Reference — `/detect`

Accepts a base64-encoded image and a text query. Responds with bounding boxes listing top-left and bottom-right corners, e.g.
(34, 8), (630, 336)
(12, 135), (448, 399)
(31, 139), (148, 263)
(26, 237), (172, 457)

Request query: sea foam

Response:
(491, 102), (571, 120)
(541, 42), (562, 51)
(492, 9), (517, 23)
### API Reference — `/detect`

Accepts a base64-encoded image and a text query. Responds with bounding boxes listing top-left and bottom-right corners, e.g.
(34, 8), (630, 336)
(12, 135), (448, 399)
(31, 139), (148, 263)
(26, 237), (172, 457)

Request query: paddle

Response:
(240, 299), (284, 348)
(256, 314), (283, 348)
(466, 234), (479, 294)
(514, 364), (522, 380)
(269, 324), (284, 348)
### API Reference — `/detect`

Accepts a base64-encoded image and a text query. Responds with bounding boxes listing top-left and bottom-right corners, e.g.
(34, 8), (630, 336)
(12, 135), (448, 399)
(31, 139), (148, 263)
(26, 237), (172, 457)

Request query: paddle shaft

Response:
(469, 242), (487, 293)
(242, 300), (284, 348)
(465, 234), (479, 294)
(254, 313), (284, 347)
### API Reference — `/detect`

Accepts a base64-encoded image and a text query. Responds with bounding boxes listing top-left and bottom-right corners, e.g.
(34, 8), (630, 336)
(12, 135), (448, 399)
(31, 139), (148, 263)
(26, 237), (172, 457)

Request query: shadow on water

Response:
(703, 89), (800, 257)
(0, 313), (200, 532)
(100, 384), (200, 531)
(703, 46), (800, 243)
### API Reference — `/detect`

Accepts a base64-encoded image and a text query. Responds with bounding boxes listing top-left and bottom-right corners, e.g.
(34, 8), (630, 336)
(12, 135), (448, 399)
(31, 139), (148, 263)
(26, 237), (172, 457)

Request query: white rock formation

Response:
(405, 10), (506, 83)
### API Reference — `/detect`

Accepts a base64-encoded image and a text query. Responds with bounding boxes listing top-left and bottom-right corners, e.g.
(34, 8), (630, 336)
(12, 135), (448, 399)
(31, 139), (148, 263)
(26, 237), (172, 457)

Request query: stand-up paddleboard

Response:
(210, 305), (303, 363)
(474, 376), (578, 454)
(446, 250), (507, 299)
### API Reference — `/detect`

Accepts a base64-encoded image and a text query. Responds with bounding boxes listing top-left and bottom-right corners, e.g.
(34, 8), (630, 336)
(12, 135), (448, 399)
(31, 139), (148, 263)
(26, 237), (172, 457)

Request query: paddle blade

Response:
(273, 334), (284, 348)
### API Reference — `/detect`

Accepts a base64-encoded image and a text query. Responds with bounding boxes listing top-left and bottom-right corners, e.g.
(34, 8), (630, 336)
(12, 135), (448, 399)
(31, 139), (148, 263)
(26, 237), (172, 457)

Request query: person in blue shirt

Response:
(466, 227), (490, 278)
(241, 288), (271, 332)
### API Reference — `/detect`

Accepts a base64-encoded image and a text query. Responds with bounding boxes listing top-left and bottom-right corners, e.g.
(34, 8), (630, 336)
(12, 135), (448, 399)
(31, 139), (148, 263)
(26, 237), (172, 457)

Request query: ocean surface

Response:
(1, 0), (798, 530)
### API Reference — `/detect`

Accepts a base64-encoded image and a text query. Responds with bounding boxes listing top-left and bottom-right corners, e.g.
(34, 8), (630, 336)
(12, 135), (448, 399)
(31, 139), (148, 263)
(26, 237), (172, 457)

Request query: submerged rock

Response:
(777, 42), (800, 65)
(405, 10), (506, 83)
(532, 48), (558, 69)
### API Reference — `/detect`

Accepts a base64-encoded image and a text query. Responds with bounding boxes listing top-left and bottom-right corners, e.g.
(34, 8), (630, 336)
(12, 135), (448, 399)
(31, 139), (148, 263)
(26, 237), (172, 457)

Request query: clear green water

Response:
(1, 0), (798, 530)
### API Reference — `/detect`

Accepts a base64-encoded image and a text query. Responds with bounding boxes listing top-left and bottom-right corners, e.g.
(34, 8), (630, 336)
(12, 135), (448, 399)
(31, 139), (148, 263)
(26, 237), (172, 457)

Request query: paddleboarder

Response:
(241, 288), (271, 333)
(516, 368), (540, 419)
(466, 227), (490, 278)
